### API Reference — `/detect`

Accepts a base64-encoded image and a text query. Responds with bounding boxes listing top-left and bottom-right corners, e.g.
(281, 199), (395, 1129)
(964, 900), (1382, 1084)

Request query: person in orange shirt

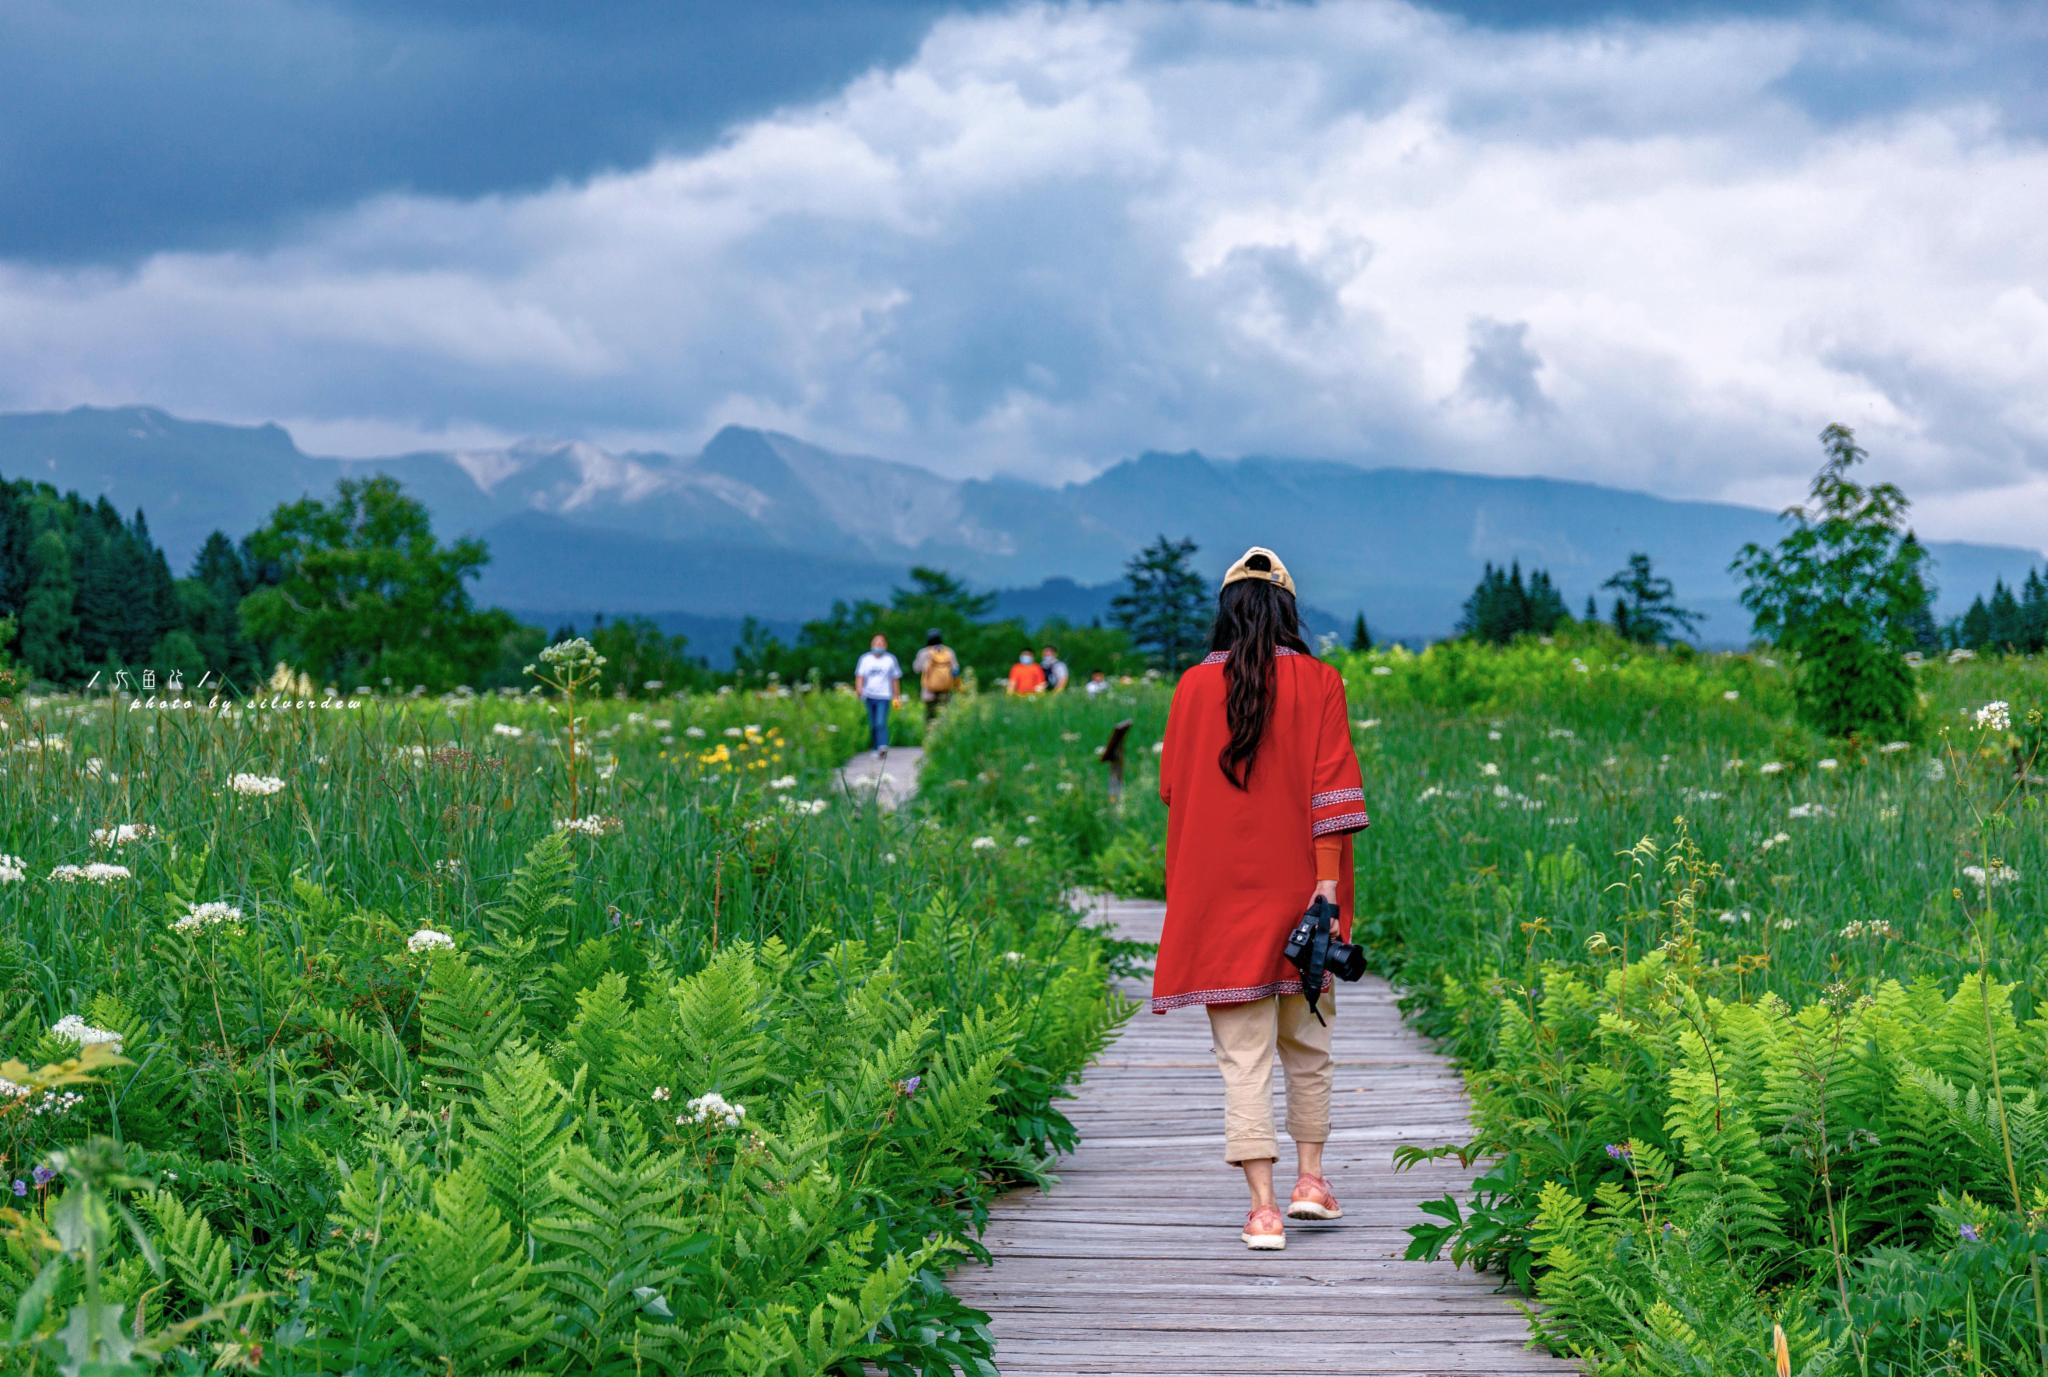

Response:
(1006, 651), (1047, 695)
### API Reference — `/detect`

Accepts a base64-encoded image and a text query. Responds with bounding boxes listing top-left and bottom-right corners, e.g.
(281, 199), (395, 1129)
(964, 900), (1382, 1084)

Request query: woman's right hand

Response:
(1312, 879), (1339, 907)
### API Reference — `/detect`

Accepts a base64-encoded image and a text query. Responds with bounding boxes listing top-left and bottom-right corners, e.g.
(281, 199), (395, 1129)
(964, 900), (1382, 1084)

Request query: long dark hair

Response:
(1210, 555), (1312, 789)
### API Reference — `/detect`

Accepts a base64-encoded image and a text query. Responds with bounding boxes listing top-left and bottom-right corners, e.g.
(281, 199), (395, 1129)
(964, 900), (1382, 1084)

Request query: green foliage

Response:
(239, 474), (529, 690)
(1732, 424), (1930, 738)
(1110, 534), (1209, 671)
(1458, 560), (1571, 644)
(0, 685), (1123, 1371)
(1605, 551), (1702, 645)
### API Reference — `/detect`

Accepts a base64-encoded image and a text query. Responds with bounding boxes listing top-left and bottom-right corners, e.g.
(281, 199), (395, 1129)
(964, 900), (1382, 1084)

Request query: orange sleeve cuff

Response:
(1314, 835), (1344, 883)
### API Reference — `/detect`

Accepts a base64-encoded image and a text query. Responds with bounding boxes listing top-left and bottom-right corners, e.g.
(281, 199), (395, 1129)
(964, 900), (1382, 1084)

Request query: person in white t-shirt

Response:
(854, 634), (903, 756)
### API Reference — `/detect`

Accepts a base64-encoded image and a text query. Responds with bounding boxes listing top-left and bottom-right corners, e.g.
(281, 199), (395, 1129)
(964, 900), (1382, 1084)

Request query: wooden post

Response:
(1099, 718), (1133, 808)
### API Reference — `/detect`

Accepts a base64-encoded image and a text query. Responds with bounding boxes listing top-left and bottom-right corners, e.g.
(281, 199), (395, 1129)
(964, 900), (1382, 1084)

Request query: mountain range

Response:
(3, 404), (2039, 648)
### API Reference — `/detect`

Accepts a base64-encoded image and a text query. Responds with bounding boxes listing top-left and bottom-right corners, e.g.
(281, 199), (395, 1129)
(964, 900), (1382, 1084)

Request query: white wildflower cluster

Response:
(1962, 863), (2020, 888)
(766, 774), (798, 791)
(1358, 719), (1382, 731)
(1817, 758), (1839, 771)
(651, 1086), (671, 1102)
(49, 862), (131, 885)
(12, 734), (69, 754)
(1491, 783), (1543, 811)
(1927, 758), (1948, 782)
(555, 815), (622, 838)
(1479, 762), (1500, 777)
(50, 1015), (122, 1051)
(0, 855), (25, 885)
(1546, 815), (1580, 826)
(684, 725), (707, 739)
(171, 901), (246, 934)
(90, 823), (156, 848)
(684, 1091), (746, 1129)
(1014, 835), (1033, 847)
(1839, 920), (1897, 941)
(1717, 909), (1755, 926)
(0, 1077), (26, 1099)
(1002, 950), (1026, 964)
(1759, 831), (1793, 853)
(1724, 758), (1746, 772)
(228, 773), (286, 796)
(1547, 728), (1576, 740)
(28, 1091), (84, 1118)
(1878, 741), (1912, 754)
(1759, 761), (1786, 776)
(1787, 802), (1833, 820)
(780, 798), (828, 817)
(1370, 665), (1393, 677)
(1973, 701), (2012, 732)
(432, 858), (462, 876)
(970, 836), (998, 851)
(1947, 647), (1977, 664)
(1682, 788), (1726, 803)
(537, 637), (607, 672)
(407, 928), (455, 953)
(491, 722), (526, 739)
(1722, 689), (1740, 701)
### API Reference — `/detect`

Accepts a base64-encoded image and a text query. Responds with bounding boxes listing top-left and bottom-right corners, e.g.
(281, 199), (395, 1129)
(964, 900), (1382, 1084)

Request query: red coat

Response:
(1152, 648), (1369, 1013)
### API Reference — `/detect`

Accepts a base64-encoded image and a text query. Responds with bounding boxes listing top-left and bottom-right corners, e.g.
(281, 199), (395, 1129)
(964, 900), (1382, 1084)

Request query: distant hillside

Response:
(3, 404), (2039, 644)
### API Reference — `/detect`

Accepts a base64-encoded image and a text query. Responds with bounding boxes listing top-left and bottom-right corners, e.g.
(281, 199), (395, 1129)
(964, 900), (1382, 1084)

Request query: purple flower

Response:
(898, 1076), (922, 1097)
(8, 1181), (23, 1198)
(30, 1165), (54, 1187)
(1961, 1224), (1980, 1242)
(1604, 1143), (1631, 1163)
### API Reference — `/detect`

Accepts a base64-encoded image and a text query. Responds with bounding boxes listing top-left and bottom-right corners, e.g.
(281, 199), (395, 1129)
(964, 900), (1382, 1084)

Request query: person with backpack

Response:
(1040, 645), (1069, 693)
(911, 628), (959, 721)
(1006, 651), (1047, 695)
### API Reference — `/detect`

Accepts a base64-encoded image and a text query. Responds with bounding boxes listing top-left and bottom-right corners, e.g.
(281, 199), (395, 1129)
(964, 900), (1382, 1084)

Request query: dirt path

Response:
(946, 893), (1576, 1375)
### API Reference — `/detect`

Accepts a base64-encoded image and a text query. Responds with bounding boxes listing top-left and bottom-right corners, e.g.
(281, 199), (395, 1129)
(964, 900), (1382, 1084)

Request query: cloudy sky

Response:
(4, 0), (2045, 548)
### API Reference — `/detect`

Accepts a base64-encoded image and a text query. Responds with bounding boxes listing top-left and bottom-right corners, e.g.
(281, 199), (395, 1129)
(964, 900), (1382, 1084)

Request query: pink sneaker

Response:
(1286, 1174), (1343, 1220)
(1241, 1204), (1286, 1250)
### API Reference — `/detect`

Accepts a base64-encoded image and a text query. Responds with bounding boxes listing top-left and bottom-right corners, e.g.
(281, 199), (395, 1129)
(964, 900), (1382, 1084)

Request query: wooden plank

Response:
(948, 894), (1580, 1375)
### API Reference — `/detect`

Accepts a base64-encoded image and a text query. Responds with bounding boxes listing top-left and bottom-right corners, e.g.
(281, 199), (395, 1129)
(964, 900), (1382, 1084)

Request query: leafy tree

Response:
(1110, 535), (1208, 671)
(549, 614), (708, 694)
(1731, 424), (1928, 738)
(17, 527), (80, 682)
(1349, 611), (1373, 652)
(1602, 552), (1701, 645)
(238, 476), (523, 690)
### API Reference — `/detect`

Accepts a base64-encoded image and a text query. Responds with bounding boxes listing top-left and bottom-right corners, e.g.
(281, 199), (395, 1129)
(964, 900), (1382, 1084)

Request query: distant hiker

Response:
(1152, 546), (1369, 1252)
(1040, 645), (1069, 693)
(1006, 652), (1047, 695)
(854, 634), (902, 756)
(1085, 670), (1110, 697)
(911, 628), (959, 722)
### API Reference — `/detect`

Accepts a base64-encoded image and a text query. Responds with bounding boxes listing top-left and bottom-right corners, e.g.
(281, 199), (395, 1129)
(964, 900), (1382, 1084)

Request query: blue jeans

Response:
(864, 695), (892, 751)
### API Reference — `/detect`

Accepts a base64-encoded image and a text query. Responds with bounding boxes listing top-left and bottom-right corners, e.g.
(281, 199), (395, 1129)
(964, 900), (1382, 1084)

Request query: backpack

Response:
(921, 647), (958, 695)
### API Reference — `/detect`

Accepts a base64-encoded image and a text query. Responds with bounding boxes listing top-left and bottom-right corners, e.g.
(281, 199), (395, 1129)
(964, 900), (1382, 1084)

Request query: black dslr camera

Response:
(1282, 896), (1366, 1025)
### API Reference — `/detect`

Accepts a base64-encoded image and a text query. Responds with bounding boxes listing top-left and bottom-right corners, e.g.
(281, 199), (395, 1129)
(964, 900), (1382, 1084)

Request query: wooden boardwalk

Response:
(949, 894), (1575, 1376)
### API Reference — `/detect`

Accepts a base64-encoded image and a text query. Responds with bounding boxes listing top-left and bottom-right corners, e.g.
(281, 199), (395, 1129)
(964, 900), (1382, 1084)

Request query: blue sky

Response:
(3, 0), (2045, 547)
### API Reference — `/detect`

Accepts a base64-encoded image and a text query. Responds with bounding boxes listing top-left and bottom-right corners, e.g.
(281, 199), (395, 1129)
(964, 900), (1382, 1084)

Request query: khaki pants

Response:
(1205, 991), (1334, 1164)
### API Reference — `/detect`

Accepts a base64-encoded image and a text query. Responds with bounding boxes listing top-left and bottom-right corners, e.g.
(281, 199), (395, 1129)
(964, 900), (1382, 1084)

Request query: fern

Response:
(389, 1160), (549, 1374)
(467, 1040), (574, 1238)
(421, 956), (525, 1108)
(138, 1190), (236, 1312)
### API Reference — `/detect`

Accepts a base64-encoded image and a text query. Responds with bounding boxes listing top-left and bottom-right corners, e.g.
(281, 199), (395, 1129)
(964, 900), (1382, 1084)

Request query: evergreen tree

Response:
(1601, 552), (1701, 644)
(2022, 569), (2048, 653)
(1111, 536), (1208, 671)
(1583, 594), (1598, 622)
(18, 527), (80, 682)
(1986, 578), (2023, 650)
(1957, 596), (1993, 651)
(1527, 569), (1568, 634)
(1349, 611), (1372, 652)
(1460, 561), (1568, 643)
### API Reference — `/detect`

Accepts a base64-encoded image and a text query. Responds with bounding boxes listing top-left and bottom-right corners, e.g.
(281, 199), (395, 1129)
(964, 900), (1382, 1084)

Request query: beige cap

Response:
(1220, 545), (1296, 597)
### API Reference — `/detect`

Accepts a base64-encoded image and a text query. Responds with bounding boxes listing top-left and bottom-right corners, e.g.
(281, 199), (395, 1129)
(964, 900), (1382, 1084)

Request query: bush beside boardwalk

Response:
(919, 635), (2048, 1374)
(0, 683), (1119, 1374)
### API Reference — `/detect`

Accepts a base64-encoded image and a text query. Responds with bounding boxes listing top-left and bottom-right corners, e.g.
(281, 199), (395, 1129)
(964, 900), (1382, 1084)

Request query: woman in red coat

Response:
(1154, 545), (1369, 1250)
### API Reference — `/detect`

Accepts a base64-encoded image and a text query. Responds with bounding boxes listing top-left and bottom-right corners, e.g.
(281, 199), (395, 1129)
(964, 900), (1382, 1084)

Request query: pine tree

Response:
(2021, 569), (2048, 653)
(1349, 611), (1372, 652)
(18, 527), (80, 682)
(1986, 579), (2022, 651)
(1602, 552), (1701, 644)
(1957, 596), (1992, 650)
(1110, 535), (1207, 671)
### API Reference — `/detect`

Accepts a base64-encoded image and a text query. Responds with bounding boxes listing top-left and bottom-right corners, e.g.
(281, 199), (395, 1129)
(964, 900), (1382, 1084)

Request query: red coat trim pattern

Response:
(1151, 650), (1370, 1013)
